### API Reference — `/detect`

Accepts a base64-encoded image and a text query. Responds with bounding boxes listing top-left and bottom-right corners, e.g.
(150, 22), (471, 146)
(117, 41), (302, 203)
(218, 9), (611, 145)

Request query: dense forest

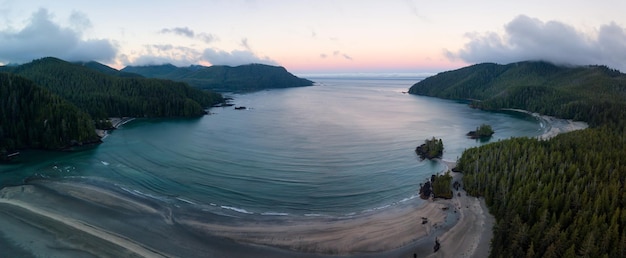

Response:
(0, 73), (100, 156)
(457, 126), (626, 258)
(122, 63), (314, 92)
(413, 61), (626, 257)
(0, 57), (229, 156)
(0, 57), (224, 122)
(409, 61), (626, 127)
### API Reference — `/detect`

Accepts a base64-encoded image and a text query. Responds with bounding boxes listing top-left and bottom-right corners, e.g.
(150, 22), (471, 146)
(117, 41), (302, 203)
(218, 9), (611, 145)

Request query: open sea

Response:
(0, 77), (543, 220)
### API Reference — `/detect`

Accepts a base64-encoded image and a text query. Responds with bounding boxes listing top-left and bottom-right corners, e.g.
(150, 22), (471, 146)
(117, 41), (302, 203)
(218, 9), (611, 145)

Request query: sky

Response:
(1, 0), (625, 74)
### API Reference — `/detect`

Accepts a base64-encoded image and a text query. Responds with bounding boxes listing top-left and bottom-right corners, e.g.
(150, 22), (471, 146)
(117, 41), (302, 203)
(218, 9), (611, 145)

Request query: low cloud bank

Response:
(448, 15), (626, 71)
(0, 8), (117, 64)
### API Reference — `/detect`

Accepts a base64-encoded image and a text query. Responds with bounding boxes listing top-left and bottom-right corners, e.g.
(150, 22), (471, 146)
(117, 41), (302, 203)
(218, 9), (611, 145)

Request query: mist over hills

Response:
(122, 63), (314, 92)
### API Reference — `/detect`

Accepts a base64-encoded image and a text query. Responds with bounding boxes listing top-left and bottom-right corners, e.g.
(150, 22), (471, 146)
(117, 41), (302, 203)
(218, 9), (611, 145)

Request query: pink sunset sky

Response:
(1, 0), (626, 74)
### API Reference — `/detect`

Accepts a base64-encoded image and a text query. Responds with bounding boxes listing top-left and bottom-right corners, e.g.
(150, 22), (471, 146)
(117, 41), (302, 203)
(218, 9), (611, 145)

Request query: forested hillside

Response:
(409, 61), (626, 126)
(122, 63), (314, 92)
(0, 57), (224, 121)
(0, 73), (99, 155)
(415, 61), (626, 257)
(458, 126), (626, 258)
(74, 61), (143, 78)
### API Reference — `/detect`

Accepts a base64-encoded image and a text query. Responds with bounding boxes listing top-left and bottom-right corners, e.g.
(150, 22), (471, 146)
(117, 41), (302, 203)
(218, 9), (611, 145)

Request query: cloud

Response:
(240, 38), (251, 50)
(129, 44), (203, 66)
(197, 33), (216, 43)
(160, 27), (217, 43)
(160, 27), (194, 38)
(325, 50), (353, 61)
(68, 11), (92, 31)
(447, 15), (626, 71)
(0, 8), (117, 64)
(202, 48), (277, 66)
(128, 41), (277, 67)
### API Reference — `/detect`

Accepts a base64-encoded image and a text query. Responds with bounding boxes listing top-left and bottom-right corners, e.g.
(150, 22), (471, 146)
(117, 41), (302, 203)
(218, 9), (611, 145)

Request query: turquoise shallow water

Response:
(0, 77), (543, 218)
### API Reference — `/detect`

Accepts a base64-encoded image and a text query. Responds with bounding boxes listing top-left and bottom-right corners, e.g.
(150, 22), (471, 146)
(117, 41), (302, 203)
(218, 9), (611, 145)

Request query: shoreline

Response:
(420, 109), (588, 257)
(0, 179), (454, 257)
(0, 110), (589, 257)
(95, 117), (136, 139)
(501, 108), (588, 139)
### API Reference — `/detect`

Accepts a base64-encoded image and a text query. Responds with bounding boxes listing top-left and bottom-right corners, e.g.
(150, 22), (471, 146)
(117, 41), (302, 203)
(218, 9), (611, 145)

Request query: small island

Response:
(415, 137), (444, 160)
(419, 173), (453, 199)
(466, 124), (494, 139)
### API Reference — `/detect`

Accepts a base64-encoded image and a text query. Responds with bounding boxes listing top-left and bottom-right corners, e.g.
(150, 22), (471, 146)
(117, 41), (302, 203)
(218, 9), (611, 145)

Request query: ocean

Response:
(0, 77), (544, 256)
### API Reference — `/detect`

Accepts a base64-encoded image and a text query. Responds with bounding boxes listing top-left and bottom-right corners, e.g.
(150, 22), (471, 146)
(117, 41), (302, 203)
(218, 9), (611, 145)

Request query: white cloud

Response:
(129, 44), (202, 66)
(202, 48), (277, 66)
(448, 15), (626, 71)
(0, 8), (116, 64)
(128, 45), (277, 67)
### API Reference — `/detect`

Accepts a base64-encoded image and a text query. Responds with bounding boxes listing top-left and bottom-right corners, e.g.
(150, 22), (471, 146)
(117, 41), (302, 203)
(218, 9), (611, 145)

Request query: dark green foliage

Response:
(1, 57), (223, 121)
(122, 63), (314, 92)
(476, 124), (494, 137)
(409, 61), (626, 127)
(0, 73), (99, 154)
(74, 61), (143, 78)
(416, 61), (626, 257)
(468, 124), (495, 139)
(431, 173), (453, 199)
(415, 137), (443, 159)
(457, 126), (626, 258)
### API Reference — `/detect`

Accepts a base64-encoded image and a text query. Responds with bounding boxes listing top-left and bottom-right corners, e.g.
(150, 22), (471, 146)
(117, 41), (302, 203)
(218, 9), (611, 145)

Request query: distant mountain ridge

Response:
(0, 57), (224, 121)
(122, 63), (314, 92)
(409, 61), (626, 126)
(0, 57), (228, 155)
(74, 61), (143, 78)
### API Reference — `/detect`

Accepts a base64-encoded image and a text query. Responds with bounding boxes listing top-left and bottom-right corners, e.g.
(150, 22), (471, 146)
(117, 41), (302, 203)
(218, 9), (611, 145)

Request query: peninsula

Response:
(122, 63), (314, 92)
(410, 61), (626, 257)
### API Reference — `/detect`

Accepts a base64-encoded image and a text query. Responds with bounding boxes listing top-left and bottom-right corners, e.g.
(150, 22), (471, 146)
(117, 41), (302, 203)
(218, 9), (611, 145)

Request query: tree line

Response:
(0, 73), (99, 155)
(411, 61), (626, 257)
(0, 57), (225, 155)
(409, 61), (626, 127)
(2, 57), (224, 122)
(457, 125), (626, 257)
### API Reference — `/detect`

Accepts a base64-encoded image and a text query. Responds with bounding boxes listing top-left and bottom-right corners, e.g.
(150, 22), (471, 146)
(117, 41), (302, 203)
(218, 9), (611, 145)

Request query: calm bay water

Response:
(0, 77), (542, 218)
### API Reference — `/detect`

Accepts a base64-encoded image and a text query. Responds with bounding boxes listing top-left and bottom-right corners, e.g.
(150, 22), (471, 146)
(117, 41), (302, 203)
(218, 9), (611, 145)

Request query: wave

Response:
(176, 197), (197, 205)
(220, 205), (253, 214)
(118, 186), (170, 203)
(260, 212), (289, 216)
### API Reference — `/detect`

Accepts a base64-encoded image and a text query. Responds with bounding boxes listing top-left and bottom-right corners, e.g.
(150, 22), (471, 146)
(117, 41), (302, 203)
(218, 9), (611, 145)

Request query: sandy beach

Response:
(0, 112), (588, 257)
(421, 160), (494, 258)
(501, 108), (588, 139)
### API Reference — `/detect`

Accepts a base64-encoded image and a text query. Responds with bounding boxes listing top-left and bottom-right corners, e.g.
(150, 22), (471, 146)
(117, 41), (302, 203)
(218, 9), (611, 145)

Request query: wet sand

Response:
(0, 181), (301, 258)
(0, 112), (588, 257)
(501, 108), (588, 139)
(0, 179), (452, 257)
(421, 161), (494, 258)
